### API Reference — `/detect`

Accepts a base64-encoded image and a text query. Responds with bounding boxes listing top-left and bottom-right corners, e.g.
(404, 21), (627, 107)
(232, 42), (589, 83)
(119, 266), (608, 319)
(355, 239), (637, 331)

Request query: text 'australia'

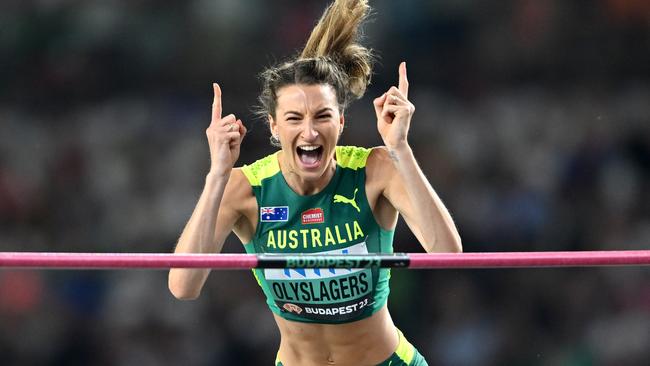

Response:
(266, 221), (364, 249)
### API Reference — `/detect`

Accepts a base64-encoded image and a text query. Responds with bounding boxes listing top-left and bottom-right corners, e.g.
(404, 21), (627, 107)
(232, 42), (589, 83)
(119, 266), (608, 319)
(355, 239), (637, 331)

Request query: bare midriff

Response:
(274, 305), (399, 366)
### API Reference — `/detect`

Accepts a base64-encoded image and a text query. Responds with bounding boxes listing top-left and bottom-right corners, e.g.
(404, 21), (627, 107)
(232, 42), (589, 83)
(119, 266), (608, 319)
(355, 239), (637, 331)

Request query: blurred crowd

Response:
(1, 0), (649, 365)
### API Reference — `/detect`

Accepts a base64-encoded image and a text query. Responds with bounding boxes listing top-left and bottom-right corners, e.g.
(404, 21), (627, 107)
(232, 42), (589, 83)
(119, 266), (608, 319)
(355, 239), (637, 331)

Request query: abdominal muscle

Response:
(274, 305), (399, 366)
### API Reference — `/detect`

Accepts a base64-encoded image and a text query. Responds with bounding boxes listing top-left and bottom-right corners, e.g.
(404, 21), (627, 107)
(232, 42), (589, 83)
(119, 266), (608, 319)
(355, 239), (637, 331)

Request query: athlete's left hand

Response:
(373, 62), (414, 151)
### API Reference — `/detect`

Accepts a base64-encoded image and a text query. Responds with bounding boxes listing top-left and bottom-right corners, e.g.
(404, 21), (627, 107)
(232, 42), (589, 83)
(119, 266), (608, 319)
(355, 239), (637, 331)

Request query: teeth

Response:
(298, 145), (321, 151)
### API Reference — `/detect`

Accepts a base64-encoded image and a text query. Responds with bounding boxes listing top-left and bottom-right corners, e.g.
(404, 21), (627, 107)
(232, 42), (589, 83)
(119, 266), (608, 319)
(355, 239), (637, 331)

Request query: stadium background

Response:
(0, 0), (648, 365)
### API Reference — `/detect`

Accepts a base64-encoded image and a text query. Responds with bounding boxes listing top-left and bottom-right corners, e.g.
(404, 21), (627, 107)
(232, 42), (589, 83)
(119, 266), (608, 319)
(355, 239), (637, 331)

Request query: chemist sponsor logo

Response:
(301, 208), (324, 224)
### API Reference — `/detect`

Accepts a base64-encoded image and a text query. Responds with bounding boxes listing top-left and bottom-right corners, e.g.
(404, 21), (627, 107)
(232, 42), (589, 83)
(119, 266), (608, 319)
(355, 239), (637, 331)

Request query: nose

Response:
(301, 120), (319, 141)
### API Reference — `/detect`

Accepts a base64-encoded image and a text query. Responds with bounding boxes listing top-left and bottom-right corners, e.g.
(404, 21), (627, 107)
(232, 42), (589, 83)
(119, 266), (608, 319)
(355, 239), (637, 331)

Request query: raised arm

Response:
(168, 83), (248, 300)
(372, 63), (461, 253)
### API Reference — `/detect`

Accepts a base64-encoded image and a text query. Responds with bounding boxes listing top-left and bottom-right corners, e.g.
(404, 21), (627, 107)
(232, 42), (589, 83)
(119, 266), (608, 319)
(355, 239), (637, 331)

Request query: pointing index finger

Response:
(398, 62), (409, 98)
(212, 83), (222, 122)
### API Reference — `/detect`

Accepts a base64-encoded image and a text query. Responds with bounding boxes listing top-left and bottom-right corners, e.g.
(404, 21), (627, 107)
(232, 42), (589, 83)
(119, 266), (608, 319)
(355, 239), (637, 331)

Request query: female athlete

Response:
(169, 1), (462, 365)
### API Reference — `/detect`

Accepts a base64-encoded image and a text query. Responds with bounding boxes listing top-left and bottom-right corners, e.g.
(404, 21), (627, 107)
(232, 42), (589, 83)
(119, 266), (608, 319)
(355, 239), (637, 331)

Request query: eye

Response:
(286, 116), (301, 121)
(317, 114), (331, 119)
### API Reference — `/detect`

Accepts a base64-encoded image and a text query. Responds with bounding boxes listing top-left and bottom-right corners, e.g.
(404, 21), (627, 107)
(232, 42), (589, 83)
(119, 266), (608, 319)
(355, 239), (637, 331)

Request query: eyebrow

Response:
(283, 107), (334, 116)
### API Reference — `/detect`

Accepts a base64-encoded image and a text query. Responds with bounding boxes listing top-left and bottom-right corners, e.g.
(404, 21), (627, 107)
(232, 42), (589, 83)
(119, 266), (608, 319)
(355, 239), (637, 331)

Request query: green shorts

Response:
(276, 329), (428, 366)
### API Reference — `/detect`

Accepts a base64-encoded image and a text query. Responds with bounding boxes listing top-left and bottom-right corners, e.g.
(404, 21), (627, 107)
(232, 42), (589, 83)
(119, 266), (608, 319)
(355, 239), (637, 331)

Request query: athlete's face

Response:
(270, 83), (344, 183)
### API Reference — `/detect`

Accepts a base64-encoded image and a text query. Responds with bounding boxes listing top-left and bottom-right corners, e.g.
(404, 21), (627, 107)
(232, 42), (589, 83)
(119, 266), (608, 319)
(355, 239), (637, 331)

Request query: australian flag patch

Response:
(260, 206), (289, 222)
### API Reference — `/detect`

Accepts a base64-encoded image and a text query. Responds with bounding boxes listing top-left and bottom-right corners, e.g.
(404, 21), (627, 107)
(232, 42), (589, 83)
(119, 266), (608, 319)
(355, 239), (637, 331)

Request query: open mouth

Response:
(296, 145), (324, 168)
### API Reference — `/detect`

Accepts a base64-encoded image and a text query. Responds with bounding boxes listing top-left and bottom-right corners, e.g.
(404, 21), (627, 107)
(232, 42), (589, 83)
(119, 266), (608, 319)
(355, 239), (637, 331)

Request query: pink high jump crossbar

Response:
(0, 250), (649, 270)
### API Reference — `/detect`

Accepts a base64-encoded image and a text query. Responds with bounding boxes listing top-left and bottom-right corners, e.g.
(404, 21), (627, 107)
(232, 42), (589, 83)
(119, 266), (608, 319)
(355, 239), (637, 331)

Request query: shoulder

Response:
(224, 168), (257, 237)
(366, 146), (395, 173)
(366, 146), (392, 165)
(223, 168), (254, 205)
(365, 147), (397, 188)
(227, 168), (251, 188)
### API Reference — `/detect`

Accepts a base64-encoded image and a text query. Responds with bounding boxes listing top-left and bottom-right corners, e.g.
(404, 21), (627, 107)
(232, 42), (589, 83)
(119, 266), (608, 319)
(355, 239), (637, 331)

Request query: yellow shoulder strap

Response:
(335, 146), (371, 170)
(241, 151), (281, 186)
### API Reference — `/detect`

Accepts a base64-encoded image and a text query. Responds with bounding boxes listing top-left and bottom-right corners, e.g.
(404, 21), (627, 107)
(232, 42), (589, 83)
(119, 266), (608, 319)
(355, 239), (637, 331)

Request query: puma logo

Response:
(333, 188), (360, 212)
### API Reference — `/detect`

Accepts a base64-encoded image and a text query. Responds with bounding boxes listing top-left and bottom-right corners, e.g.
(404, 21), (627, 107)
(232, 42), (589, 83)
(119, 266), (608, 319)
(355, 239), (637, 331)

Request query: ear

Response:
(339, 113), (345, 131)
(269, 114), (278, 136)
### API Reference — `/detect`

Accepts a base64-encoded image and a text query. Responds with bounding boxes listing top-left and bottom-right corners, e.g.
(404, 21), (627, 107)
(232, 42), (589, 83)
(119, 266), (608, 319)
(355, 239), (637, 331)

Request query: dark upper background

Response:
(1, 0), (648, 365)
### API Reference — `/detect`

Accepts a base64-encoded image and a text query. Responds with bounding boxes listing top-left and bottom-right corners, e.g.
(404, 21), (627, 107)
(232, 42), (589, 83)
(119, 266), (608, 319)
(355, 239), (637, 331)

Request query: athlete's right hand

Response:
(206, 83), (246, 177)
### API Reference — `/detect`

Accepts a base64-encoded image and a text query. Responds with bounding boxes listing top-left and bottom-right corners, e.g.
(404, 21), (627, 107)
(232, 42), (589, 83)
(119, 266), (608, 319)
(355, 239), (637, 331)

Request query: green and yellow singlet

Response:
(241, 146), (395, 324)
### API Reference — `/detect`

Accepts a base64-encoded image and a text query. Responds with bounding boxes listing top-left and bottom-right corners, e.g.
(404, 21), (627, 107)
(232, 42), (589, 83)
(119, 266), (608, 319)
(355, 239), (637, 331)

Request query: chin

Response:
(293, 156), (335, 182)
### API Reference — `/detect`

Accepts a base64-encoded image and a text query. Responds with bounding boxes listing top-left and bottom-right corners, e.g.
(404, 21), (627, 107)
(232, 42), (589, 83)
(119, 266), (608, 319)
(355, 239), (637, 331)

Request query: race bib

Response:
(263, 242), (375, 322)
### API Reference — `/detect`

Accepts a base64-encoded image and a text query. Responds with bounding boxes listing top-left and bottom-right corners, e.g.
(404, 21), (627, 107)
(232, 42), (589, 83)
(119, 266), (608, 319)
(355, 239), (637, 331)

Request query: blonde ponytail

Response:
(300, 0), (373, 98)
(257, 0), (374, 126)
